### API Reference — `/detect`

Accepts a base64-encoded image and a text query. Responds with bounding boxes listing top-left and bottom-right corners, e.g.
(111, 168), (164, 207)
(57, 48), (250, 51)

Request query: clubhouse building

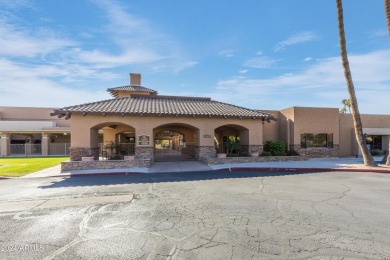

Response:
(1, 73), (390, 169)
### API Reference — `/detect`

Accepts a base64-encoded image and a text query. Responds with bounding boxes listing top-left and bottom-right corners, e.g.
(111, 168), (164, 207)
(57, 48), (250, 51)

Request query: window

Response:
(301, 133), (333, 148)
(365, 135), (382, 151)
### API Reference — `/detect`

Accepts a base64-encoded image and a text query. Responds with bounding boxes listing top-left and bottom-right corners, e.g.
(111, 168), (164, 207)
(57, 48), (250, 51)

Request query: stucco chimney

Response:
(130, 73), (141, 85)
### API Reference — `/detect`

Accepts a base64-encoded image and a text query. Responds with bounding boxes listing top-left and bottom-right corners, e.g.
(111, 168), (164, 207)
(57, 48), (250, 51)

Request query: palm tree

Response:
(382, 0), (390, 165)
(336, 0), (377, 167)
(340, 98), (351, 113)
(385, 0), (390, 38)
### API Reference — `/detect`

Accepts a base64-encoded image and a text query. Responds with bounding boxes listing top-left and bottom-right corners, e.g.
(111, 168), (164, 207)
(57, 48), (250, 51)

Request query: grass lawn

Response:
(0, 157), (69, 177)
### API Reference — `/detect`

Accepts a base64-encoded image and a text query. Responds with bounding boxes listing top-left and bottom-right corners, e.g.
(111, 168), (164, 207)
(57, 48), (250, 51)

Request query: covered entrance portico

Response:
(52, 73), (275, 171)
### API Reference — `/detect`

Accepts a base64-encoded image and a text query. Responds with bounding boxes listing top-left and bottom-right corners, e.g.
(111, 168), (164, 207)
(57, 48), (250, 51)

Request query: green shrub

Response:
(260, 151), (272, 156)
(264, 140), (287, 156)
(109, 154), (123, 160)
(370, 150), (383, 156)
(239, 151), (250, 157)
(287, 149), (300, 156)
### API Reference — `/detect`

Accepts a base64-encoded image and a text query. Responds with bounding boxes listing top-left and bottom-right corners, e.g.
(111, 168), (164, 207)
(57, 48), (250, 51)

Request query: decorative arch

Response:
(153, 123), (199, 161)
(214, 124), (250, 155)
(89, 122), (136, 159)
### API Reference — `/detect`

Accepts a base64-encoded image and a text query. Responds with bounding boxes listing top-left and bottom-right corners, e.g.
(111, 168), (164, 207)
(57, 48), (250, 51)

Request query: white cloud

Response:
(205, 49), (390, 113)
(0, 20), (77, 58)
(0, 0), (201, 108)
(274, 31), (319, 52)
(239, 70), (248, 74)
(73, 48), (163, 66)
(369, 29), (388, 38)
(0, 0), (32, 9)
(0, 0), (196, 75)
(0, 59), (109, 108)
(244, 56), (278, 69)
(87, 0), (195, 72)
(218, 50), (235, 58)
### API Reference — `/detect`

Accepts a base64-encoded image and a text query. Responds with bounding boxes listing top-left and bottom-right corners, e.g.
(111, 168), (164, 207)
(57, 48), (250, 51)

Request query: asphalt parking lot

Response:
(1, 170), (390, 259)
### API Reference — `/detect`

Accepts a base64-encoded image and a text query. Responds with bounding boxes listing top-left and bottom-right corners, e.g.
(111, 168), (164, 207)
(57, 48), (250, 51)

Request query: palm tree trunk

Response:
(336, 0), (377, 167)
(381, 150), (390, 165)
(385, 0), (390, 38)
(384, 0), (390, 165)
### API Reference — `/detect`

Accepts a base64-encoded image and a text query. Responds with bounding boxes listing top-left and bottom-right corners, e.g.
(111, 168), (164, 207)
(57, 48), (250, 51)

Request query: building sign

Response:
(203, 134), (212, 138)
(138, 135), (150, 146)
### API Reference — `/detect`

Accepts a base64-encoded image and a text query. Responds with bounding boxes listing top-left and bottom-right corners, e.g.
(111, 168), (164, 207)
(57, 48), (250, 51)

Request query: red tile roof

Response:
(52, 94), (276, 121)
(107, 85), (157, 98)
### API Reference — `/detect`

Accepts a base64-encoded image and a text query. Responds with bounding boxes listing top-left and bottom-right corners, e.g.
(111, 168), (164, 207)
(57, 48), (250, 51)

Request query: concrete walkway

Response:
(20, 157), (389, 178)
(210, 157), (384, 170)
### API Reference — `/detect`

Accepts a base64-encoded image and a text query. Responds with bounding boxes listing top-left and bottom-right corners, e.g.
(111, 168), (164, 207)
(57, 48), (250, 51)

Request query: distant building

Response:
(263, 107), (390, 157)
(0, 106), (70, 157)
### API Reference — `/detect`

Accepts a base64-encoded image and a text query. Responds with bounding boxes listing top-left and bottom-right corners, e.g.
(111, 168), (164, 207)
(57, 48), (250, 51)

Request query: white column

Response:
(41, 133), (49, 156)
(0, 134), (10, 156)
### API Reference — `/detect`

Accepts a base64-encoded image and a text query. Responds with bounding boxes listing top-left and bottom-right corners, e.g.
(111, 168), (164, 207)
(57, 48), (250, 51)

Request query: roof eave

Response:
(52, 110), (272, 120)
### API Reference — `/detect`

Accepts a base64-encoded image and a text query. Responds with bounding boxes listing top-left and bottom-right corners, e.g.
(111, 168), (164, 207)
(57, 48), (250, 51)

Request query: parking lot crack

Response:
(259, 177), (265, 193)
(42, 206), (97, 260)
(321, 184), (351, 203)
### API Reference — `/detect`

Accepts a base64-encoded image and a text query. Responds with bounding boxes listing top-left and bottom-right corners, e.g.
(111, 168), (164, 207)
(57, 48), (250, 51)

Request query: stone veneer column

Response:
(69, 147), (100, 161)
(0, 134), (10, 156)
(291, 144), (340, 157)
(195, 146), (216, 161)
(246, 145), (264, 154)
(41, 133), (49, 156)
(135, 146), (154, 162)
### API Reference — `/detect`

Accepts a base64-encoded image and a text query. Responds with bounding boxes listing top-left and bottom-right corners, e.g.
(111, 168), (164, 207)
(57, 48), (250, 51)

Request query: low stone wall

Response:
(201, 156), (308, 165)
(242, 145), (264, 154)
(195, 146), (216, 160)
(135, 147), (154, 162)
(61, 159), (152, 171)
(290, 145), (340, 158)
(69, 147), (100, 161)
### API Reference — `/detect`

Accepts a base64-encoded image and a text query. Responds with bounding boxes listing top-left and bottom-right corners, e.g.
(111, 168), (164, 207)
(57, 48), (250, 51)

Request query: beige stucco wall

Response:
(261, 110), (279, 143)
(279, 107), (295, 148)
(288, 107), (340, 146)
(4, 105), (390, 158)
(115, 91), (155, 98)
(340, 113), (390, 156)
(0, 106), (70, 128)
(70, 113), (263, 148)
(102, 125), (135, 145)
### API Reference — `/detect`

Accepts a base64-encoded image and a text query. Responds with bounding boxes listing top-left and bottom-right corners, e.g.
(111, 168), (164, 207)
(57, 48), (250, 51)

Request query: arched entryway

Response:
(153, 123), (198, 162)
(214, 124), (250, 156)
(91, 122), (136, 160)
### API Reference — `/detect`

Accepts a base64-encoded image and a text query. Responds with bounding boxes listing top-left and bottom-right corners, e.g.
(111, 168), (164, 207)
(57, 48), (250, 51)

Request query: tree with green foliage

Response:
(340, 98), (351, 113)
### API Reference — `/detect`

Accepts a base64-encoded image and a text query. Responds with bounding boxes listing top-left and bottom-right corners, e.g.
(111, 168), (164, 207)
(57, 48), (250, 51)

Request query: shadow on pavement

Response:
(38, 169), (325, 189)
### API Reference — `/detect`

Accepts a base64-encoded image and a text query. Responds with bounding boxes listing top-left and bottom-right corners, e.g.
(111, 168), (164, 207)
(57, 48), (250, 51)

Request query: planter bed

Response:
(62, 159), (151, 171)
(201, 156), (308, 165)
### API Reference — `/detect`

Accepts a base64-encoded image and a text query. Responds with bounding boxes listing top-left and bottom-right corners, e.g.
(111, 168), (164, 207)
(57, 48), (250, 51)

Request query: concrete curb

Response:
(2, 165), (389, 180)
(50, 171), (145, 178)
(216, 167), (390, 174)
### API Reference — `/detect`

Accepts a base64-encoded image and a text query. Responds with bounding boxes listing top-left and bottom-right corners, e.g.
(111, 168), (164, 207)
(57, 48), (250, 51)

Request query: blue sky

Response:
(0, 0), (389, 114)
